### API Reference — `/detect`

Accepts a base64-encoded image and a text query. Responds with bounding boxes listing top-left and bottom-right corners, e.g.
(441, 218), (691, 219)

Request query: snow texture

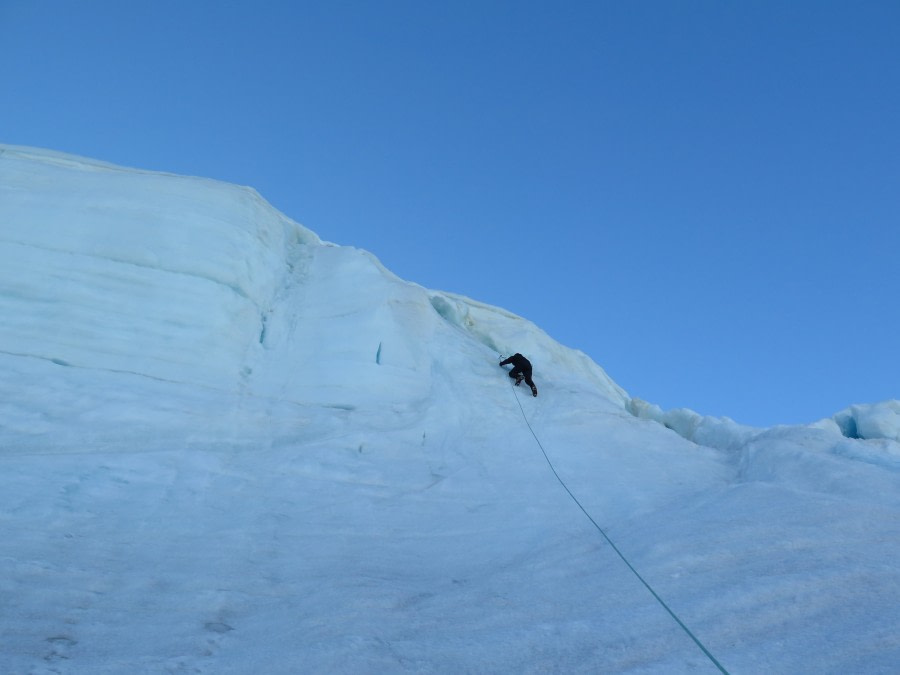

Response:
(1, 144), (899, 673)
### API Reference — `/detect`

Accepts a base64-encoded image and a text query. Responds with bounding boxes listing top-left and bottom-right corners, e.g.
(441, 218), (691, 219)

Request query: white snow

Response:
(1, 144), (899, 673)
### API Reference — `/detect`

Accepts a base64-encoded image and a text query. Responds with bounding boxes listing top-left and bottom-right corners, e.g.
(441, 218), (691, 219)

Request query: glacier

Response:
(1, 144), (899, 673)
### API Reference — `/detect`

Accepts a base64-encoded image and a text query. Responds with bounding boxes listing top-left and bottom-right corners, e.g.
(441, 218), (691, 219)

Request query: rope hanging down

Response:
(509, 382), (729, 675)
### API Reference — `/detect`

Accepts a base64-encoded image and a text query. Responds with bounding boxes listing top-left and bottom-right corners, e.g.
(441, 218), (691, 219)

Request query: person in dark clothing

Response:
(500, 353), (538, 397)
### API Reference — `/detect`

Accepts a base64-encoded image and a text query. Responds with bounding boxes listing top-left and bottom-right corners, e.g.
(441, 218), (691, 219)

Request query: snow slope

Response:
(1, 144), (899, 673)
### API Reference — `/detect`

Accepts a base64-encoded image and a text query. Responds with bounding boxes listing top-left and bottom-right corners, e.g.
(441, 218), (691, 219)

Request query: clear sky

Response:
(2, 0), (897, 427)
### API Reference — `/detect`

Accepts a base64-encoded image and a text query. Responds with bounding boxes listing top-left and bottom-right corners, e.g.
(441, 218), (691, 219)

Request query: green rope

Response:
(510, 382), (729, 675)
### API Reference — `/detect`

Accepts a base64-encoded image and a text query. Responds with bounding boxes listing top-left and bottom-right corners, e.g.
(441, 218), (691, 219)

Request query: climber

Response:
(500, 353), (538, 397)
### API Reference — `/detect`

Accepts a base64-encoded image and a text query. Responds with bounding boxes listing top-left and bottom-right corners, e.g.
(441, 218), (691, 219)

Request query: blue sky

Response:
(2, 1), (897, 427)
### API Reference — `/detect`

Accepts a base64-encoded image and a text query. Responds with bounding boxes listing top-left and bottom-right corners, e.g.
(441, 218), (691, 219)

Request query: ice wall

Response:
(0, 144), (629, 420)
(0, 145), (320, 389)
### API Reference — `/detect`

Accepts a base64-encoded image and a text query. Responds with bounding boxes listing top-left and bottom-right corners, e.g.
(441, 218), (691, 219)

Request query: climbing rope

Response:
(509, 382), (729, 675)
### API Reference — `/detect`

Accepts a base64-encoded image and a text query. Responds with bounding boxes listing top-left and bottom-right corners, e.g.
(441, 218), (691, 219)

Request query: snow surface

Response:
(1, 144), (899, 673)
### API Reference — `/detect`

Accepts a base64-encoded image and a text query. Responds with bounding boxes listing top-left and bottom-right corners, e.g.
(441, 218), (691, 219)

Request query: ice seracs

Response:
(1, 144), (899, 673)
